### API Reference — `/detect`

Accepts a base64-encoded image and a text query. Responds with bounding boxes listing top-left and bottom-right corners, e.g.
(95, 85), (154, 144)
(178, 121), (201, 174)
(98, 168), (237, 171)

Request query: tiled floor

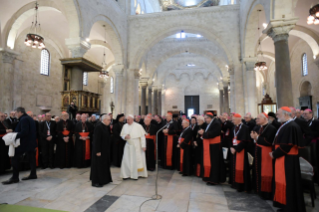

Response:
(0, 167), (318, 212)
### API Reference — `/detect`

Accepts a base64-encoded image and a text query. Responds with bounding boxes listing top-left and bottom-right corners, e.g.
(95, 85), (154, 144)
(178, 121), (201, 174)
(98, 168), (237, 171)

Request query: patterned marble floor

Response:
(0, 167), (318, 212)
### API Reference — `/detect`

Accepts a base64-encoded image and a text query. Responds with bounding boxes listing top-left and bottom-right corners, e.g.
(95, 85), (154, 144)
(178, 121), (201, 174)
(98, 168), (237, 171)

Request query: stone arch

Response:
(84, 15), (124, 65)
(90, 39), (112, 52)
(300, 81), (312, 97)
(131, 25), (234, 70)
(3, 0), (80, 49)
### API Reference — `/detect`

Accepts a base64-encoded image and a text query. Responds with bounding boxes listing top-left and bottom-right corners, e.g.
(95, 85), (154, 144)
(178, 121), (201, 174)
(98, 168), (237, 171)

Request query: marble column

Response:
(140, 83), (147, 115)
(153, 89), (158, 115)
(244, 59), (257, 117)
(148, 87), (152, 114)
(99, 80), (106, 113)
(0, 49), (18, 113)
(70, 66), (83, 90)
(263, 18), (297, 107)
(223, 82), (230, 114)
(158, 90), (162, 115)
(113, 65), (124, 115)
(125, 69), (140, 115)
(229, 68), (235, 113)
(219, 89), (224, 115)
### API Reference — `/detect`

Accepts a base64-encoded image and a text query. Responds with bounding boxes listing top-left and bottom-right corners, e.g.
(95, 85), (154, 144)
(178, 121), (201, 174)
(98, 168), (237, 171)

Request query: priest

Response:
(250, 113), (277, 199)
(120, 115), (148, 179)
(230, 113), (251, 192)
(162, 112), (179, 170)
(55, 112), (74, 169)
(112, 113), (126, 167)
(198, 112), (226, 185)
(178, 119), (193, 176)
(271, 107), (305, 212)
(73, 114), (93, 168)
(90, 115), (113, 187)
(193, 116), (207, 177)
(143, 115), (157, 171)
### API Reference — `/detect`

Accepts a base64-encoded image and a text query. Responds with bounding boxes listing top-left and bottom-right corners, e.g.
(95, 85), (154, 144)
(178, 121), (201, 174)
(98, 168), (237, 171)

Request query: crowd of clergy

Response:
(0, 105), (319, 212)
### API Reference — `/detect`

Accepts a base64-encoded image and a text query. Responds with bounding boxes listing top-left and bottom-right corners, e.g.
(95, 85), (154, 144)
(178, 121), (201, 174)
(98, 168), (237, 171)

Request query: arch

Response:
(300, 81), (312, 96)
(4, 0), (80, 49)
(83, 15), (124, 65)
(130, 25), (234, 70)
(90, 39), (112, 52)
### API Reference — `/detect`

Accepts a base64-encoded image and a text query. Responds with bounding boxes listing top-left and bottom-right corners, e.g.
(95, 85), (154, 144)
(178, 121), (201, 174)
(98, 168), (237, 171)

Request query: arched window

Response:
(302, 53), (308, 76)
(83, 72), (88, 86)
(110, 77), (114, 93)
(40, 49), (50, 76)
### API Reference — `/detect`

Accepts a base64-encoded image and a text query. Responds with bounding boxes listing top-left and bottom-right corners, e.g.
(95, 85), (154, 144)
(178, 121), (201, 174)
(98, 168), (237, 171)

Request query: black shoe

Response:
(206, 182), (215, 186)
(49, 166), (54, 169)
(42, 166), (48, 169)
(2, 178), (19, 185)
(22, 175), (37, 181)
(92, 183), (103, 188)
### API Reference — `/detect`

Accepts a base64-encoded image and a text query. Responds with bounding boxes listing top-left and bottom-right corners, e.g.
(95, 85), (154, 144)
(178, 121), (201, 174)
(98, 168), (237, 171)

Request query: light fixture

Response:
(255, 10), (268, 72)
(307, 4), (319, 25)
(86, 38), (90, 42)
(99, 25), (109, 79)
(24, 1), (45, 49)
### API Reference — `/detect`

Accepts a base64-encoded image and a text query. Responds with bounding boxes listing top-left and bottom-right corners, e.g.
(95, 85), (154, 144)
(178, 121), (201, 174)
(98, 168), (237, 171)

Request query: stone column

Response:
(263, 18), (298, 107)
(65, 37), (90, 58)
(223, 82), (230, 114)
(70, 66), (83, 90)
(158, 90), (162, 115)
(148, 87), (152, 114)
(219, 89), (224, 115)
(0, 49), (18, 113)
(113, 65), (124, 115)
(153, 89), (158, 115)
(99, 80), (106, 113)
(229, 68), (235, 113)
(140, 83), (147, 115)
(244, 59), (257, 117)
(125, 69), (140, 115)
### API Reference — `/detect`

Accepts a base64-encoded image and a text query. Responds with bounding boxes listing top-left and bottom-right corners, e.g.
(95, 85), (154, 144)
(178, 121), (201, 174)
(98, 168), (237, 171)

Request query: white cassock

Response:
(120, 122), (148, 179)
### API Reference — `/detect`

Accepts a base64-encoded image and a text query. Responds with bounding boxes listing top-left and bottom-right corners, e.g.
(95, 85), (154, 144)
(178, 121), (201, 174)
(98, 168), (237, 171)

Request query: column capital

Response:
(263, 18), (298, 43)
(112, 64), (124, 76)
(65, 37), (91, 58)
(222, 80), (229, 88)
(139, 82), (148, 88)
(0, 48), (19, 64)
(243, 58), (257, 71)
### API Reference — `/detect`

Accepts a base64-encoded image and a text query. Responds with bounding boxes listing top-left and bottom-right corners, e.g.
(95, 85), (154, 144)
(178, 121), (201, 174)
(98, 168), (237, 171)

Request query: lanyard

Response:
(309, 118), (314, 127)
(274, 119), (293, 143)
(205, 118), (214, 132)
(46, 121), (51, 130)
(179, 127), (189, 139)
(233, 123), (242, 138)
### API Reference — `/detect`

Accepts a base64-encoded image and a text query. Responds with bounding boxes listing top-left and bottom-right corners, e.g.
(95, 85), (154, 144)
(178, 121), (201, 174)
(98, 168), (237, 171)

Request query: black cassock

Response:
(193, 123), (207, 177)
(55, 120), (74, 169)
(179, 127), (193, 176)
(253, 124), (277, 199)
(73, 121), (93, 168)
(272, 120), (306, 212)
(90, 123), (112, 185)
(112, 122), (125, 167)
(0, 122), (10, 174)
(221, 120), (234, 184)
(230, 123), (251, 192)
(144, 124), (157, 171)
(202, 118), (226, 184)
(161, 120), (179, 170)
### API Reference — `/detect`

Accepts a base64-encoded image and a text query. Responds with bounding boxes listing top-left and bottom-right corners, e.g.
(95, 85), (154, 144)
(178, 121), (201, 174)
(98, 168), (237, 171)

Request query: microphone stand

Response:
(151, 123), (168, 200)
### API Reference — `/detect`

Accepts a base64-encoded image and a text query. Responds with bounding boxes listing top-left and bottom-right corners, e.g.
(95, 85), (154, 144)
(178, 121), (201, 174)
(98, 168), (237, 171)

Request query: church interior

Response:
(1, 0), (319, 211)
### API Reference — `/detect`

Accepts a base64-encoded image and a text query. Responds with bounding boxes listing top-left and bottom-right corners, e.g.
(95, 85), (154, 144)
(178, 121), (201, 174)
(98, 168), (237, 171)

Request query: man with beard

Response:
(74, 114), (93, 168)
(271, 107), (305, 212)
(199, 112), (225, 185)
(178, 119), (193, 176)
(112, 114), (126, 167)
(230, 113), (251, 192)
(193, 116), (207, 177)
(90, 115), (112, 187)
(143, 115), (157, 171)
(250, 113), (277, 199)
(55, 112), (74, 169)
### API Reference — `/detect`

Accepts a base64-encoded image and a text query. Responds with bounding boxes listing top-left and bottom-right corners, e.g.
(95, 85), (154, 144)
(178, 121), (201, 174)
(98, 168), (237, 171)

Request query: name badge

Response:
(47, 130), (50, 136)
(232, 137), (238, 146)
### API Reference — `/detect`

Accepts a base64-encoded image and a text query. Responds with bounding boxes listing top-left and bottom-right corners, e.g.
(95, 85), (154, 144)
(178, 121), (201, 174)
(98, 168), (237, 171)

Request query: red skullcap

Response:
(233, 113), (242, 118)
(281, 106), (291, 113)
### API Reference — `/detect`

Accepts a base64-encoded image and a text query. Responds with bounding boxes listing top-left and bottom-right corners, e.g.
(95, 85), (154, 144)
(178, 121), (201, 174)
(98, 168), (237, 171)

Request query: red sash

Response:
(145, 134), (156, 159)
(36, 139), (39, 167)
(273, 144), (298, 205)
(257, 144), (273, 192)
(203, 137), (221, 178)
(79, 132), (90, 160)
(234, 140), (245, 184)
(0, 134), (6, 137)
(179, 138), (185, 172)
(196, 164), (201, 177)
(62, 130), (70, 136)
(164, 133), (174, 167)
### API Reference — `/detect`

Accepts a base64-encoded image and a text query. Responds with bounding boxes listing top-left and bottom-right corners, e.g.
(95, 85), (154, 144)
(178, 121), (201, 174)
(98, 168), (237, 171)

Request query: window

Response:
(83, 72), (88, 86)
(110, 77), (114, 93)
(40, 49), (50, 76)
(302, 53), (308, 76)
(176, 31), (186, 39)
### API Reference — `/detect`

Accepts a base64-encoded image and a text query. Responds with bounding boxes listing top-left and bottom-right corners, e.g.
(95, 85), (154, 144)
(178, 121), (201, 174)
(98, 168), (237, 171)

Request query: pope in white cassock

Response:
(120, 115), (148, 179)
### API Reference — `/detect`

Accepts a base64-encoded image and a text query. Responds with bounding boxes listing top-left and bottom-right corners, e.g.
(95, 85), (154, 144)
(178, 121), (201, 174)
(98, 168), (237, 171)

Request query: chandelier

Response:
(255, 9), (267, 72)
(99, 25), (109, 79)
(307, 4), (319, 25)
(24, 1), (45, 49)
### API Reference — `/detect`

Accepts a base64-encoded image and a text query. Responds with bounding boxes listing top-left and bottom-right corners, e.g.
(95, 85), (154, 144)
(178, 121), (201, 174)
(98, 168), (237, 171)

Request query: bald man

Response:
(39, 113), (56, 169)
(143, 115), (157, 171)
(73, 114), (93, 168)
